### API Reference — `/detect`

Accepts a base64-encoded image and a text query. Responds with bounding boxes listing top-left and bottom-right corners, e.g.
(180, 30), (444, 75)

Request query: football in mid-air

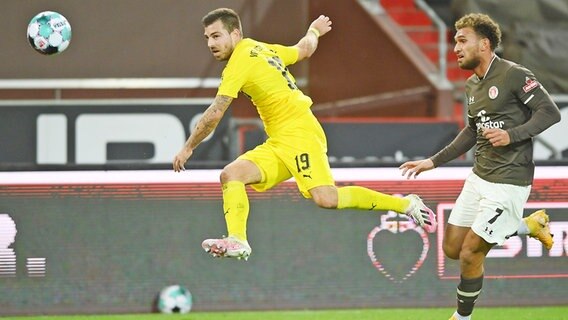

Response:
(27, 11), (71, 55)
(157, 285), (193, 314)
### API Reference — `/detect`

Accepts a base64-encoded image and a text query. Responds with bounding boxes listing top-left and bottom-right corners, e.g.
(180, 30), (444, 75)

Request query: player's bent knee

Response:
(314, 198), (337, 209)
(459, 247), (477, 266)
(220, 163), (244, 184)
(312, 194), (337, 209)
(443, 242), (460, 260)
(219, 168), (232, 184)
(309, 186), (338, 209)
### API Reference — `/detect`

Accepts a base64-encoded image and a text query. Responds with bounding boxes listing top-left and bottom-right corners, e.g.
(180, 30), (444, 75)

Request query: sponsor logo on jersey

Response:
(475, 110), (504, 131)
(468, 95), (475, 105)
(488, 86), (499, 99)
(523, 77), (540, 93)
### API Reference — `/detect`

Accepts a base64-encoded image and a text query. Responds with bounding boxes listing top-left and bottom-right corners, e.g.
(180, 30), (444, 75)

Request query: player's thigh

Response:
(274, 137), (335, 199)
(443, 224), (470, 260)
(237, 142), (292, 192)
(461, 229), (494, 257)
(459, 229), (494, 276)
(221, 159), (262, 185)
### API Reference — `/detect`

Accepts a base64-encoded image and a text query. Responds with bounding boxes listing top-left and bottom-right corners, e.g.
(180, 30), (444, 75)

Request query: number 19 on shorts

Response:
(295, 153), (310, 172)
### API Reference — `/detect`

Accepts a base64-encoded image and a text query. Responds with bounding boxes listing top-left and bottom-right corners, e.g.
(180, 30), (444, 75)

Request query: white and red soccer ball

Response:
(27, 11), (72, 55)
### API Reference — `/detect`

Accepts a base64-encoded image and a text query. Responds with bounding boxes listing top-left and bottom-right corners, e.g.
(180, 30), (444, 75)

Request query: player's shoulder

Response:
(498, 56), (534, 77)
(495, 57), (542, 95)
(238, 38), (281, 58)
(235, 38), (259, 54)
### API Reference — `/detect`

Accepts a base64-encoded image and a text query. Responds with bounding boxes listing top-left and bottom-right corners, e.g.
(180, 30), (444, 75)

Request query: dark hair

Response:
(202, 8), (242, 33)
(455, 13), (501, 51)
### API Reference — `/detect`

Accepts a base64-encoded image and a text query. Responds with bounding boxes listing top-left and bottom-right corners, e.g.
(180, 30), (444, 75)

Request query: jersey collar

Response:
(476, 54), (498, 81)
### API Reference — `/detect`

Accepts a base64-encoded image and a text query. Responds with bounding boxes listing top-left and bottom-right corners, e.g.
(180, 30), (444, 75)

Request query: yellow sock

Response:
(337, 186), (409, 213)
(222, 181), (249, 241)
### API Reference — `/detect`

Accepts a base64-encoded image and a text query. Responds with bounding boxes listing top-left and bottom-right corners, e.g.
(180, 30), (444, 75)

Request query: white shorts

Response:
(448, 172), (531, 245)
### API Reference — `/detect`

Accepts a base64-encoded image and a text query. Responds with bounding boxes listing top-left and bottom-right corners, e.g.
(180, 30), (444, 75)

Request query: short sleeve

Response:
(265, 44), (299, 66)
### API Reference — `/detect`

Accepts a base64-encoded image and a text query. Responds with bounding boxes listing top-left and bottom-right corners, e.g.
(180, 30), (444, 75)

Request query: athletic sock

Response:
(222, 181), (249, 241)
(515, 220), (530, 235)
(451, 311), (471, 320)
(456, 274), (483, 317)
(336, 186), (408, 213)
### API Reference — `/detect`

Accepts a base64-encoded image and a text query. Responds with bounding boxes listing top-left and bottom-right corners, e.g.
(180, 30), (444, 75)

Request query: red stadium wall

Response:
(1, 0), (452, 118)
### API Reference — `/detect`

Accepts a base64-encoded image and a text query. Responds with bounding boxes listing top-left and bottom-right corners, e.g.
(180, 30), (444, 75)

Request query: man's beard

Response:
(459, 55), (480, 70)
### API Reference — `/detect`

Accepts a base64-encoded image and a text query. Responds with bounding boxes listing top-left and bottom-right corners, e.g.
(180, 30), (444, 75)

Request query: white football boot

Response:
(202, 236), (252, 261)
(404, 194), (437, 233)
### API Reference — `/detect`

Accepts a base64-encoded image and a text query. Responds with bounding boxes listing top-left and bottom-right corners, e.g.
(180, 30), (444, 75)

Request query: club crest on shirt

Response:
(523, 77), (540, 93)
(488, 86), (499, 100)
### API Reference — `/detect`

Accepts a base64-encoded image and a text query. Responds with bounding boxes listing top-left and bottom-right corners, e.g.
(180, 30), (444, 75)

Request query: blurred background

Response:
(0, 0), (566, 316)
(1, 0), (566, 169)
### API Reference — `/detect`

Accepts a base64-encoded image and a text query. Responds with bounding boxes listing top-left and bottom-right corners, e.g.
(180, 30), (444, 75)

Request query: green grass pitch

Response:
(3, 307), (568, 320)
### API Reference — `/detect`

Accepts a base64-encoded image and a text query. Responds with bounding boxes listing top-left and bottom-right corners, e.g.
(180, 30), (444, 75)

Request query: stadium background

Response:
(0, 0), (567, 315)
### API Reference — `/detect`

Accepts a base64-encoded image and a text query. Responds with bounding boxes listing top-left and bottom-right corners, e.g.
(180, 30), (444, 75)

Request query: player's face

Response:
(453, 27), (483, 70)
(204, 20), (238, 61)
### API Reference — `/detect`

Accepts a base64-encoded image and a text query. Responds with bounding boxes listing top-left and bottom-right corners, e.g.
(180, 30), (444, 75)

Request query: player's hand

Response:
(482, 128), (510, 147)
(173, 148), (193, 172)
(309, 15), (332, 37)
(399, 159), (435, 179)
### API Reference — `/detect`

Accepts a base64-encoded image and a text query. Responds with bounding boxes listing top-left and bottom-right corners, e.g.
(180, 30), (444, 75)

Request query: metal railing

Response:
(0, 78), (221, 100)
(414, 0), (448, 84)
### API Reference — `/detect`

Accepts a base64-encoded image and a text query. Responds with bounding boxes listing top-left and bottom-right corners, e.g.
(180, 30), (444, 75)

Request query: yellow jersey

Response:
(217, 38), (313, 137)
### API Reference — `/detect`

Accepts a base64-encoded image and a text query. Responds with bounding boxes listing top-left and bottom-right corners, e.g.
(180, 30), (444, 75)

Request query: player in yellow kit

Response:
(173, 8), (436, 260)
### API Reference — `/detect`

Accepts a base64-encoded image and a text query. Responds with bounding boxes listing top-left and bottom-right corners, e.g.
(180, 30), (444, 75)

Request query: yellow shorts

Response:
(238, 113), (335, 198)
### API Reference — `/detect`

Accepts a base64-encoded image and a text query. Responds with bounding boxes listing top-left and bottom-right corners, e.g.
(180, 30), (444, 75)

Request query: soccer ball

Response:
(157, 285), (193, 314)
(27, 11), (72, 55)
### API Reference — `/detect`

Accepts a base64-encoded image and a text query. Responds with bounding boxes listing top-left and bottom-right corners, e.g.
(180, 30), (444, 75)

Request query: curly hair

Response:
(455, 13), (501, 51)
(202, 8), (242, 34)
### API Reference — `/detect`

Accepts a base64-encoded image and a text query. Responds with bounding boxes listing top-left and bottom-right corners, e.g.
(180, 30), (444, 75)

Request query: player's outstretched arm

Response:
(295, 15), (332, 61)
(173, 95), (233, 172)
(399, 159), (435, 179)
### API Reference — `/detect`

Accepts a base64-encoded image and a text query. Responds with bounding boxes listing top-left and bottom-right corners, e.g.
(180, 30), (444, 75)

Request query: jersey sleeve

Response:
(508, 65), (545, 107)
(266, 44), (299, 66)
(217, 51), (252, 98)
(506, 65), (561, 143)
(430, 125), (476, 167)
